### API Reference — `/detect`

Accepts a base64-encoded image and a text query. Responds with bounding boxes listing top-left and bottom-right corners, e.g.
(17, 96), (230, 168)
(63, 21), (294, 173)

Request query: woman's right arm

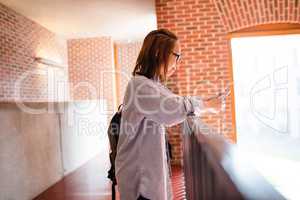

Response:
(133, 81), (203, 126)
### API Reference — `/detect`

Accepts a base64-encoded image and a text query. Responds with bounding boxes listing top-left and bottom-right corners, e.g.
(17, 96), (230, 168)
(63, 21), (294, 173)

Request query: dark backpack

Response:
(107, 104), (122, 198)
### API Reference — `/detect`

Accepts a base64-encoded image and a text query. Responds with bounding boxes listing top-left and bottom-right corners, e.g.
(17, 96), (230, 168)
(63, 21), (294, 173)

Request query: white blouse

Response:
(115, 74), (202, 200)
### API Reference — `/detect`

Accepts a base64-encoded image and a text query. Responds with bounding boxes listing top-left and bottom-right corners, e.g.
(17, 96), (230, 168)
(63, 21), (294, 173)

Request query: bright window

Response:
(231, 34), (300, 200)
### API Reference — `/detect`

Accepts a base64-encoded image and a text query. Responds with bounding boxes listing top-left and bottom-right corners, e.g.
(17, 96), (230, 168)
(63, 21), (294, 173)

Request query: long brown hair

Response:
(132, 29), (178, 82)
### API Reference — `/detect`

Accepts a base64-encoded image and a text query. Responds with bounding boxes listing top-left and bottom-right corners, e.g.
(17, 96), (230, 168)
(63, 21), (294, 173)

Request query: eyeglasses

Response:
(172, 51), (181, 63)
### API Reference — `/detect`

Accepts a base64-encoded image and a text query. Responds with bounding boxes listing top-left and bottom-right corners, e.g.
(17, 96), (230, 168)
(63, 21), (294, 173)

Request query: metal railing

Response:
(181, 117), (286, 200)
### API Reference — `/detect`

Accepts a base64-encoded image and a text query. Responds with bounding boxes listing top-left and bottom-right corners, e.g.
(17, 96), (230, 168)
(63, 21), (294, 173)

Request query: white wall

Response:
(0, 103), (63, 200)
(0, 100), (110, 200)
(59, 100), (109, 175)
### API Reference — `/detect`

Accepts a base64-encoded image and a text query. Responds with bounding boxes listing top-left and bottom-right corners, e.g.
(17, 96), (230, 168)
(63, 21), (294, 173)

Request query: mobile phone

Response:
(204, 85), (231, 101)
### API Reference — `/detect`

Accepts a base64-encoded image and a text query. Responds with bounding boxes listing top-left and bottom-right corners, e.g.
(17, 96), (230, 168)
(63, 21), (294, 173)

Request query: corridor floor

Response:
(34, 156), (186, 200)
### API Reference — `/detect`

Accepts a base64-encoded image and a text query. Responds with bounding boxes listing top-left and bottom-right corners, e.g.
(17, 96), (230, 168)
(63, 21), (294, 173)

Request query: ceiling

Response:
(0, 0), (157, 41)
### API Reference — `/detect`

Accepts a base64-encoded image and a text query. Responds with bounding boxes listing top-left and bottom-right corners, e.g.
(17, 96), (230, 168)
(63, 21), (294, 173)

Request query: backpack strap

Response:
(117, 104), (123, 113)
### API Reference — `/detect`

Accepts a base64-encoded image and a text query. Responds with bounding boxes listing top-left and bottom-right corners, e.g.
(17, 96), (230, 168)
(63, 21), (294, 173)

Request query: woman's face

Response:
(166, 41), (181, 77)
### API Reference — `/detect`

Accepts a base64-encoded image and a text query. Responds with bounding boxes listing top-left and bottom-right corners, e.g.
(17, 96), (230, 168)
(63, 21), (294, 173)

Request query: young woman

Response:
(115, 29), (221, 200)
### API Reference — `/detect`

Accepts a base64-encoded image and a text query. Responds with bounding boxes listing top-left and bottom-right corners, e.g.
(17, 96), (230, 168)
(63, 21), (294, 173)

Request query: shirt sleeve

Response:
(133, 81), (203, 126)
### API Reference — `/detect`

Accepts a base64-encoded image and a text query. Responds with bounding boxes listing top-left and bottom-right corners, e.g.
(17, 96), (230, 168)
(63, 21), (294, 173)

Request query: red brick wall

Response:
(67, 37), (115, 112)
(155, 0), (300, 164)
(0, 3), (68, 102)
(215, 0), (300, 31)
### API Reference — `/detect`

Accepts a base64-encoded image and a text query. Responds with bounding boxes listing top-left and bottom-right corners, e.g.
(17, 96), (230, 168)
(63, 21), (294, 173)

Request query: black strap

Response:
(112, 183), (116, 200)
(137, 195), (150, 200)
(117, 104), (123, 113)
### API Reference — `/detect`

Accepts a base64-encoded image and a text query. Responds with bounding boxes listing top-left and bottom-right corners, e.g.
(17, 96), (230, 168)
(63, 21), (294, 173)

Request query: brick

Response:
(156, 0), (300, 164)
(0, 3), (68, 102)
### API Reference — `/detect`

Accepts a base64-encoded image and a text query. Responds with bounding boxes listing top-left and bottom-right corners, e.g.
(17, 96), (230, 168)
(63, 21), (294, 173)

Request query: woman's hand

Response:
(202, 87), (231, 113)
(202, 97), (223, 113)
(189, 86), (230, 115)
